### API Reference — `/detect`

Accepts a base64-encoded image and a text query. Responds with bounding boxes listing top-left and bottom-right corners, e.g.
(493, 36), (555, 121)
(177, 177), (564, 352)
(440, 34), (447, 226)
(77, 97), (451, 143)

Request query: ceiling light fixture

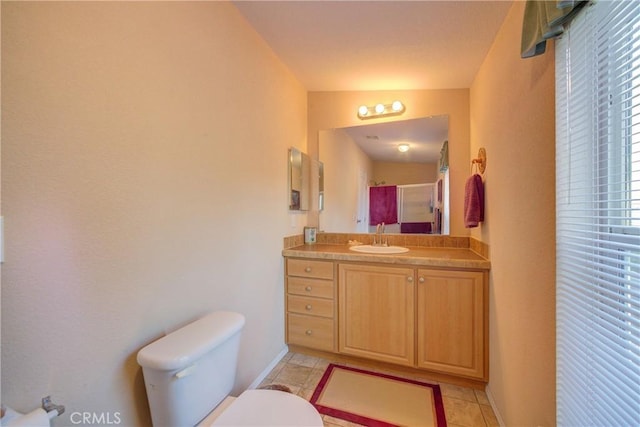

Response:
(357, 101), (406, 120)
(398, 144), (410, 153)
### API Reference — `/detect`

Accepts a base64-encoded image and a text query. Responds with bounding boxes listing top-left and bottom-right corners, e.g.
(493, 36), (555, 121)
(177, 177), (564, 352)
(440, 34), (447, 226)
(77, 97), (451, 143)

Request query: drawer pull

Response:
(418, 276), (425, 283)
(407, 276), (414, 282)
(305, 267), (312, 273)
(305, 304), (313, 311)
(305, 330), (313, 335)
(305, 286), (312, 292)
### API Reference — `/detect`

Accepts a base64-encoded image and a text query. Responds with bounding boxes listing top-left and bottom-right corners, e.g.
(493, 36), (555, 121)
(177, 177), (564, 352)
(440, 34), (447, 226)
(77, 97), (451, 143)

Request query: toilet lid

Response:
(209, 389), (323, 426)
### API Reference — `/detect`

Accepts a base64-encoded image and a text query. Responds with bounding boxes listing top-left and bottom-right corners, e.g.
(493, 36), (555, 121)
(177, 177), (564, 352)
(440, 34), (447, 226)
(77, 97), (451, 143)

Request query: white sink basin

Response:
(349, 245), (409, 254)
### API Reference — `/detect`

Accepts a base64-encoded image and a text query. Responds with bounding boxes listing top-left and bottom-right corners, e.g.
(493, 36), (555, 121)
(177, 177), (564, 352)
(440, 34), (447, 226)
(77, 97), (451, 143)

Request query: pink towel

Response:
(400, 222), (432, 234)
(369, 185), (398, 225)
(464, 174), (484, 228)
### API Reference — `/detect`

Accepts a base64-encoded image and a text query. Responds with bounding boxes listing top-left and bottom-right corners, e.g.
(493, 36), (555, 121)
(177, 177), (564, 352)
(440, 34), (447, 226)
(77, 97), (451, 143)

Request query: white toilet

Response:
(136, 311), (323, 426)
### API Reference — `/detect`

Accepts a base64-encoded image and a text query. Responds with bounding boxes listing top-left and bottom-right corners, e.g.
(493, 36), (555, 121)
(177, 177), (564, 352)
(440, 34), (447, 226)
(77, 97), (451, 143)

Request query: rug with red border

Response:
(310, 363), (447, 427)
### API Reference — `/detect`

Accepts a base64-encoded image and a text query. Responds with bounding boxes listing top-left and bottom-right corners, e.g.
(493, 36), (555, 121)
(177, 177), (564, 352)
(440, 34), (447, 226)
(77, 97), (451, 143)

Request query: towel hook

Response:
(471, 148), (486, 174)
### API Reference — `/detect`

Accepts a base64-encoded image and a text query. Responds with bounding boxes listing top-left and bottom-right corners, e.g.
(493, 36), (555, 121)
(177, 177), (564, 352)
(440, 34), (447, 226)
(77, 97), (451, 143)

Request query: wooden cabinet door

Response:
(338, 263), (415, 366)
(417, 269), (487, 380)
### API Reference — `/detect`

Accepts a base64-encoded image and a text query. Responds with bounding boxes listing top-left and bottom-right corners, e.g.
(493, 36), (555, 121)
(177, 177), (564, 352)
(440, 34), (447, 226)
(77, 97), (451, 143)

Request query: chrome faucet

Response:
(373, 222), (387, 246)
(373, 224), (380, 245)
(381, 222), (387, 246)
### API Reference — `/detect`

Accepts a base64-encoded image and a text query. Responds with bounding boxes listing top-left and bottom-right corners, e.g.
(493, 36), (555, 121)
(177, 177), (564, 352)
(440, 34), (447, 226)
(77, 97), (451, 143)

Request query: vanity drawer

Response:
(287, 277), (334, 299)
(287, 259), (334, 280)
(287, 295), (334, 318)
(287, 313), (334, 351)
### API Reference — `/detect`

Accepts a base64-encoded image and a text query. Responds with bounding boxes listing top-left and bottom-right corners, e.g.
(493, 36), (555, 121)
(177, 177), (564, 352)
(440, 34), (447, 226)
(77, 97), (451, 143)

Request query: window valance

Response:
(521, 0), (588, 58)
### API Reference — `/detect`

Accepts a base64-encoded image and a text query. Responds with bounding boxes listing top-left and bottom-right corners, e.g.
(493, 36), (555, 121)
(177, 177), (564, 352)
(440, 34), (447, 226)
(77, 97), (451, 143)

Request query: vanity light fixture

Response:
(398, 144), (410, 153)
(357, 101), (406, 120)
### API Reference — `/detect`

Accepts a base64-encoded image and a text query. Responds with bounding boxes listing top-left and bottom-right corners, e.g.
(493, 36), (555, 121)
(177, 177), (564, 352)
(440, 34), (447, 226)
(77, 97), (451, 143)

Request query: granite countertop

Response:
(282, 244), (490, 270)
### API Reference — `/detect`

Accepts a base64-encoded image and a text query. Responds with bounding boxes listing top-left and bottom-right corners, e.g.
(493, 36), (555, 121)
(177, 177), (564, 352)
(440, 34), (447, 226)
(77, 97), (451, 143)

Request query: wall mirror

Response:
(289, 147), (324, 211)
(289, 147), (310, 210)
(318, 115), (450, 234)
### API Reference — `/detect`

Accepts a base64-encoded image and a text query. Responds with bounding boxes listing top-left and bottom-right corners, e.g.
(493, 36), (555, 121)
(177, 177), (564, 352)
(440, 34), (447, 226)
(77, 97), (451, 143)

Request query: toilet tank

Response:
(137, 312), (245, 427)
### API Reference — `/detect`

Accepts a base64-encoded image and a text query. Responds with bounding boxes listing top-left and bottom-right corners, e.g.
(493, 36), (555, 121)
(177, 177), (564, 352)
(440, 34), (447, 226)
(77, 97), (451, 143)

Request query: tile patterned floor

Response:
(259, 351), (499, 427)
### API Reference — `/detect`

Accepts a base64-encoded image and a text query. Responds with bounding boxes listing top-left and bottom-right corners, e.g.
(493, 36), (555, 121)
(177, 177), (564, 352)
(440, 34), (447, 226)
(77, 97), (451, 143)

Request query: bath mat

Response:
(310, 363), (447, 427)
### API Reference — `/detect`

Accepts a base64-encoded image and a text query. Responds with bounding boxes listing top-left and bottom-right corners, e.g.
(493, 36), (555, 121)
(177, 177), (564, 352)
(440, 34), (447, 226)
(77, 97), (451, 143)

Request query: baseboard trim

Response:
(485, 385), (506, 427)
(248, 345), (289, 390)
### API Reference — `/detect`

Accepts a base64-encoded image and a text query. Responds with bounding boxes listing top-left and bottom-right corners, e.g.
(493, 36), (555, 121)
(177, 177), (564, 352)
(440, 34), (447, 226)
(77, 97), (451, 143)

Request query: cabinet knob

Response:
(305, 286), (312, 292)
(418, 276), (425, 283)
(305, 330), (313, 336)
(304, 267), (312, 273)
(305, 304), (313, 311)
(407, 276), (414, 282)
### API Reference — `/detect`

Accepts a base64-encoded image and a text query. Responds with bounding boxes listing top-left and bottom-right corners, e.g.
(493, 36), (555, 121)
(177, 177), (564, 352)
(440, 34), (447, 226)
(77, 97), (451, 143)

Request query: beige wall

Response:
(308, 90), (470, 236)
(2, 2), (558, 425)
(319, 129), (373, 232)
(373, 161), (439, 186)
(1, 2), (306, 425)
(470, 1), (556, 425)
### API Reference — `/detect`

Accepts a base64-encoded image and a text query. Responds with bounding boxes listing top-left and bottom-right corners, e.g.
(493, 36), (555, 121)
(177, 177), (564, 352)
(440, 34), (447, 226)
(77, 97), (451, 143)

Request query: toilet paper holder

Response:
(42, 396), (65, 416)
(0, 396), (64, 426)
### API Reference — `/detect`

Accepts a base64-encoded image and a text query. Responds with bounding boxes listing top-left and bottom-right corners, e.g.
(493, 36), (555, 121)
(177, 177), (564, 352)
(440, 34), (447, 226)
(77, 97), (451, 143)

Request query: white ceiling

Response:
(233, 0), (513, 91)
(342, 115), (449, 163)
(233, 1), (512, 162)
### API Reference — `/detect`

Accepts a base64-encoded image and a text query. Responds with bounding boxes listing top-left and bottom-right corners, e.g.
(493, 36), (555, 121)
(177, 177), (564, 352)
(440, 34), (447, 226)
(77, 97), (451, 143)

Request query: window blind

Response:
(556, 1), (640, 426)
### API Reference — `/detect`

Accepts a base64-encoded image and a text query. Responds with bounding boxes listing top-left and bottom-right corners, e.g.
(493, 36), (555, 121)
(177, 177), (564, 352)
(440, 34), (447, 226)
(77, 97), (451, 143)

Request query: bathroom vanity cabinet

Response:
(285, 258), (336, 352)
(338, 264), (487, 379)
(416, 269), (486, 379)
(283, 244), (490, 382)
(338, 263), (416, 366)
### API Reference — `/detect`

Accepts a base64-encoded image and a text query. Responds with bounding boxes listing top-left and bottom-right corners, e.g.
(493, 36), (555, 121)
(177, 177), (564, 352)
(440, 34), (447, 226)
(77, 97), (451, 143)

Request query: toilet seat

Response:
(205, 389), (323, 426)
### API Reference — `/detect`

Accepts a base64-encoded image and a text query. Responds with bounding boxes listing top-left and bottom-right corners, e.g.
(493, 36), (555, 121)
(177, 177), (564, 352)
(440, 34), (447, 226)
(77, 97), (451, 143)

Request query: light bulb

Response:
(358, 105), (369, 117)
(375, 103), (385, 114)
(398, 144), (410, 152)
(392, 101), (404, 112)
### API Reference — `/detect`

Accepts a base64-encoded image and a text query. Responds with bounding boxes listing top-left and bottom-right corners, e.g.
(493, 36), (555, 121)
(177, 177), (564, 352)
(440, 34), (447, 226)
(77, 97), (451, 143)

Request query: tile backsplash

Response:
(283, 234), (305, 249)
(470, 237), (490, 259)
(283, 232), (489, 259)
